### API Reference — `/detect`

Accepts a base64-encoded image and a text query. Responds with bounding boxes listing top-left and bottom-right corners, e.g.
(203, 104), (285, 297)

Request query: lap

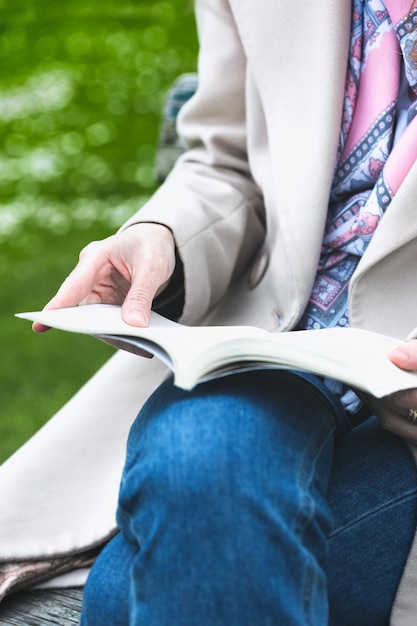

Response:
(81, 373), (417, 625)
(84, 371), (341, 625)
(123, 369), (344, 465)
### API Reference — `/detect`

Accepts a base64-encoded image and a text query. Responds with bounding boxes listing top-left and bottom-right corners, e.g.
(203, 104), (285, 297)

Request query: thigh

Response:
(118, 370), (341, 543)
(328, 417), (417, 626)
(82, 370), (345, 626)
(118, 371), (341, 626)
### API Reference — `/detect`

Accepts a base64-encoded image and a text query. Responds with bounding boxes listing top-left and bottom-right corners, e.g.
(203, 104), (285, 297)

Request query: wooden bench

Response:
(0, 588), (83, 625)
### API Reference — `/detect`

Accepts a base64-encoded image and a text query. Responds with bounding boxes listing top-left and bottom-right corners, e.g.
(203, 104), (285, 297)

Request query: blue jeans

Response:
(79, 371), (417, 625)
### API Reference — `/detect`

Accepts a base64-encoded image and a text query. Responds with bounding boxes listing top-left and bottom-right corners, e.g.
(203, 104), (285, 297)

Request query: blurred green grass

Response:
(0, 0), (197, 462)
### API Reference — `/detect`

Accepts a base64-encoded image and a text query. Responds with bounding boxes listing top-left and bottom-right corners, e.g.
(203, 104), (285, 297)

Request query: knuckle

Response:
(79, 238), (113, 262)
(79, 240), (100, 258)
(62, 274), (88, 299)
(128, 286), (152, 307)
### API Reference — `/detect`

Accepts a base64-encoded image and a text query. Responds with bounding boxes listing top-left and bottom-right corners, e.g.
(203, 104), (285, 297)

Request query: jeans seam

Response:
(290, 388), (335, 626)
(293, 426), (335, 536)
(328, 488), (417, 539)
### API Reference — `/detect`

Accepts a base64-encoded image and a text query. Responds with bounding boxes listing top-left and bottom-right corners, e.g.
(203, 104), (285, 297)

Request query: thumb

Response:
(122, 282), (153, 327)
(121, 260), (167, 326)
(389, 339), (417, 370)
(119, 228), (176, 327)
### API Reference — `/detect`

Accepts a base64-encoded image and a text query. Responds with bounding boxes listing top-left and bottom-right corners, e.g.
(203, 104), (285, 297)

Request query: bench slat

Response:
(0, 588), (82, 625)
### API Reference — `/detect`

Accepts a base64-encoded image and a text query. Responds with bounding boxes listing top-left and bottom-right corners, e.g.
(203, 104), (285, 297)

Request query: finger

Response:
(388, 387), (417, 414)
(48, 263), (100, 310)
(122, 277), (156, 327)
(378, 410), (417, 445)
(32, 251), (104, 334)
(389, 339), (417, 370)
(121, 256), (171, 327)
(359, 390), (417, 445)
(32, 321), (51, 333)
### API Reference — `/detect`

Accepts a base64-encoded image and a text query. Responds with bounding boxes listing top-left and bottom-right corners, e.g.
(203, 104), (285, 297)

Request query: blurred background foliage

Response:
(0, 0), (198, 462)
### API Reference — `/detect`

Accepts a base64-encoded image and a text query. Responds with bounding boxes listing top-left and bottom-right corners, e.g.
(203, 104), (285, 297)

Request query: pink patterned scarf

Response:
(300, 0), (417, 331)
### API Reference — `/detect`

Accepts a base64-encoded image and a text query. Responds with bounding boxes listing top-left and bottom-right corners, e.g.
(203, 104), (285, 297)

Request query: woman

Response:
(34, 0), (417, 623)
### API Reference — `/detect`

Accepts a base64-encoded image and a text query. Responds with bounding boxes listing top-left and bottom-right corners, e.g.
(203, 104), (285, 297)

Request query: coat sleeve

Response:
(121, 0), (266, 324)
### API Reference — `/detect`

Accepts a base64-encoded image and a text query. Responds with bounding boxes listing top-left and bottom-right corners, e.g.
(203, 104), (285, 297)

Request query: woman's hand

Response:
(33, 223), (176, 332)
(359, 339), (417, 445)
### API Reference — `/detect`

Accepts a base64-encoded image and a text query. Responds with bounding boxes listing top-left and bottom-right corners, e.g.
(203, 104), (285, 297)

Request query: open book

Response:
(16, 304), (417, 398)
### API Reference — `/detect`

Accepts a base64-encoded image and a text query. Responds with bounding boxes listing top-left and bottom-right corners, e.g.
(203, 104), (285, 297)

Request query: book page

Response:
(16, 304), (417, 397)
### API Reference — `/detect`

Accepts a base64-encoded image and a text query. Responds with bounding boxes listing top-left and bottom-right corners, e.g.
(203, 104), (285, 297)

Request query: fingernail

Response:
(389, 345), (411, 363)
(125, 310), (148, 327)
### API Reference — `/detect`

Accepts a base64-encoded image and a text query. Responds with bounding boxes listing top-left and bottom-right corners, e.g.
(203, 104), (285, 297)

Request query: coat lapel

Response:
(226, 0), (417, 336)
(227, 0), (351, 213)
(349, 159), (417, 336)
(355, 160), (417, 271)
(227, 0), (352, 310)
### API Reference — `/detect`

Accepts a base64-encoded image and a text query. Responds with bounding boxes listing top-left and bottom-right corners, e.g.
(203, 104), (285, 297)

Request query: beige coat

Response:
(1, 0), (417, 621)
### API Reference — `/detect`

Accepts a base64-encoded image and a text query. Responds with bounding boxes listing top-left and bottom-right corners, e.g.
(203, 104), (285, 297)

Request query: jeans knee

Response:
(80, 533), (132, 626)
(118, 372), (337, 526)
(120, 389), (256, 511)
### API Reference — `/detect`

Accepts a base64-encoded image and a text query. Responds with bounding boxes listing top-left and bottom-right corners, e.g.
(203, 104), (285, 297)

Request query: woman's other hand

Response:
(359, 339), (417, 445)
